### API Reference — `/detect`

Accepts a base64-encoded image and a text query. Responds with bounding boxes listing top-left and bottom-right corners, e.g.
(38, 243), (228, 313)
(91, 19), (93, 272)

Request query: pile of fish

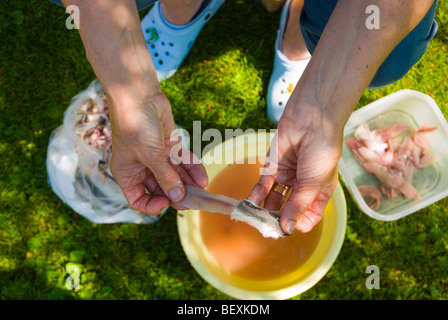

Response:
(73, 94), (112, 171)
(346, 122), (436, 210)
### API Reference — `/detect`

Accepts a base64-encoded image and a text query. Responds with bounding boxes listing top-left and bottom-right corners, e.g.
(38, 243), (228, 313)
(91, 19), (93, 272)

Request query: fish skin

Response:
(177, 185), (239, 215)
(358, 185), (382, 210)
(374, 123), (414, 141)
(230, 199), (290, 239)
(177, 185), (290, 239)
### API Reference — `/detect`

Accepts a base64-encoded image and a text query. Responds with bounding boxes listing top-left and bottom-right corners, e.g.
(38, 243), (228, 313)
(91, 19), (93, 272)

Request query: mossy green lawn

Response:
(0, 0), (447, 299)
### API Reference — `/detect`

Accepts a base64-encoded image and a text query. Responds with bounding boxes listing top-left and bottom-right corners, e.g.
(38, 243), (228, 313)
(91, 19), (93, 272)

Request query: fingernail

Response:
(169, 187), (183, 202)
(285, 219), (297, 234)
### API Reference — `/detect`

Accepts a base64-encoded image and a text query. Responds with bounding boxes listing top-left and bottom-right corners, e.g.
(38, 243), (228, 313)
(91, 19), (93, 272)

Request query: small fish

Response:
(176, 185), (290, 239)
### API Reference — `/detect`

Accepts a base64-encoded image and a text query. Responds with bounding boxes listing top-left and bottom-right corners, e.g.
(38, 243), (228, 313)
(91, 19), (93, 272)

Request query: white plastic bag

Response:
(46, 80), (162, 224)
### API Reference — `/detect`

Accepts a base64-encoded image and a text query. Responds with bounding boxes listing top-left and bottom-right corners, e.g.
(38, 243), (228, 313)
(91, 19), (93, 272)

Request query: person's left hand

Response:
(248, 103), (342, 234)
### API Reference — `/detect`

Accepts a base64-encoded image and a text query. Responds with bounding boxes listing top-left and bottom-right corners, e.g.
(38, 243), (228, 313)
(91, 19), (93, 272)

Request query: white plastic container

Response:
(338, 89), (448, 221)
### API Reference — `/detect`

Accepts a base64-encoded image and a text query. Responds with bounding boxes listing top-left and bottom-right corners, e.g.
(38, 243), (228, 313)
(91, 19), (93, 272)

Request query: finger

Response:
(142, 173), (164, 196)
(172, 161), (199, 187)
(282, 167), (339, 233)
(132, 193), (170, 215)
(296, 171), (339, 232)
(167, 132), (208, 188)
(295, 188), (332, 232)
(142, 152), (185, 203)
(120, 178), (170, 215)
(142, 173), (189, 211)
(179, 149), (208, 188)
(263, 187), (287, 211)
(143, 161), (204, 211)
(247, 174), (276, 205)
(280, 185), (321, 234)
(295, 208), (323, 233)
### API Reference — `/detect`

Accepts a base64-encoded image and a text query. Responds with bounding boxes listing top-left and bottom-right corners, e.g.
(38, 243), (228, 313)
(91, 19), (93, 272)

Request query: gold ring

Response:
(272, 183), (291, 197)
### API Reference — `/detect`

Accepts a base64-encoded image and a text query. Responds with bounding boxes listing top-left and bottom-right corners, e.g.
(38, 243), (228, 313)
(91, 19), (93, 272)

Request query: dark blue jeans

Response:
(300, 0), (439, 88)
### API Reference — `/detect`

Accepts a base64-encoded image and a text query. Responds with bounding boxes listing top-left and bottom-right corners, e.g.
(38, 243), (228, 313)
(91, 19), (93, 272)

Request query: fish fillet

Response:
(347, 122), (437, 208)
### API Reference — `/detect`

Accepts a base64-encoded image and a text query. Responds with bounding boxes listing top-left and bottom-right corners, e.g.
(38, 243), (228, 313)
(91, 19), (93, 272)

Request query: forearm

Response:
(62, 0), (161, 112)
(287, 0), (435, 134)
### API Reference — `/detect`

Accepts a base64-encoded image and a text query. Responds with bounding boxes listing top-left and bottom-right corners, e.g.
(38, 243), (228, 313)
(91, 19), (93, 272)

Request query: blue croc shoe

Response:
(266, 0), (310, 124)
(141, 0), (225, 81)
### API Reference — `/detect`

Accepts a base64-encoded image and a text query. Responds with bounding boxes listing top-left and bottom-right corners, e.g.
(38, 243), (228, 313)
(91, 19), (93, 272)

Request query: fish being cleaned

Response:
(176, 185), (290, 239)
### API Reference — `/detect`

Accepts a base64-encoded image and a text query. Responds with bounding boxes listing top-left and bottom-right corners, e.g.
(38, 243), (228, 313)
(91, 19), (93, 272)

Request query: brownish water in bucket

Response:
(200, 158), (323, 281)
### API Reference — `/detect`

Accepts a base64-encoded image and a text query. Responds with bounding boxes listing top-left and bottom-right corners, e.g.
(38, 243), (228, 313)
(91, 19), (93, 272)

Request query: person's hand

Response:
(60, 0), (209, 214)
(249, 103), (342, 234)
(108, 91), (208, 215)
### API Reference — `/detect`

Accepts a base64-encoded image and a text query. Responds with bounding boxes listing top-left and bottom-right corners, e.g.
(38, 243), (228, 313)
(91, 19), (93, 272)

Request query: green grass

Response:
(1, 0), (447, 300)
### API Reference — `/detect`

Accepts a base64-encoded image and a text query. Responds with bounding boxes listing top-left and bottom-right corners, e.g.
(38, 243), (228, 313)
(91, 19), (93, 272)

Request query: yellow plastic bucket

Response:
(177, 131), (346, 299)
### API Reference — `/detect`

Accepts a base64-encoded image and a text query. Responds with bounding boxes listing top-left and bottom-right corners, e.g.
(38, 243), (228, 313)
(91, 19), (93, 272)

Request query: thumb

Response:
(280, 185), (321, 234)
(142, 150), (185, 202)
(280, 167), (338, 233)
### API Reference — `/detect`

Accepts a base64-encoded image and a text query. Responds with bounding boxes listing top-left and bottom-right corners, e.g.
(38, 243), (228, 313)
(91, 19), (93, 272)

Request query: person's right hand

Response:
(108, 91), (208, 215)
(249, 103), (342, 234)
